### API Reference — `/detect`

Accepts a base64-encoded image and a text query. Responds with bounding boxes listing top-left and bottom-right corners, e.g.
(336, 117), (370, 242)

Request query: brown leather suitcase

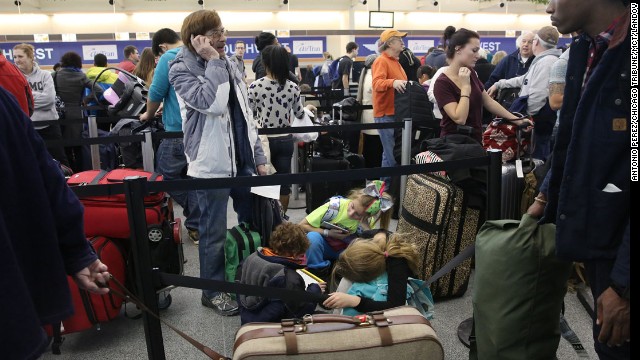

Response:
(232, 306), (443, 359)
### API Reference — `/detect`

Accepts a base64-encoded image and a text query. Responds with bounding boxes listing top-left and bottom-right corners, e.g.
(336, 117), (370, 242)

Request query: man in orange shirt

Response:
(372, 29), (408, 184)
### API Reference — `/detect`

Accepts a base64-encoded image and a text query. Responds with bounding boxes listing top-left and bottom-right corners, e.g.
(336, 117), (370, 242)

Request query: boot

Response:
(280, 194), (290, 214)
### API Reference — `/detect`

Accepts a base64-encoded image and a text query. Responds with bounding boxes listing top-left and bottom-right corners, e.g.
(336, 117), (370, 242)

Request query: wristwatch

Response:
(610, 281), (630, 300)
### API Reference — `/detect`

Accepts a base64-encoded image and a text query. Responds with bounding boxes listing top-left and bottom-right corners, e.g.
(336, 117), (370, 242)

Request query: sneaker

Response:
(187, 228), (199, 245)
(201, 293), (239, 316)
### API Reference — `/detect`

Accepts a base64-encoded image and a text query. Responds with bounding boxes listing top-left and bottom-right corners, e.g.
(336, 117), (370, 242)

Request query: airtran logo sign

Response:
(82, 45), (119, 60)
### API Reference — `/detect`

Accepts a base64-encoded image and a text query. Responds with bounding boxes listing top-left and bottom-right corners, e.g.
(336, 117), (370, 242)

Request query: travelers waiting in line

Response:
(54, 51), (104, 172)
(487, 26), (562, 161)
(530, 1), (630, 357)
(117, 45), (139, 73)
(247, 44), (315, 214)
(432, 28), (526, 143)
(0, 86), (110, 360)
(484, 31), (535, 89)
(133, 47), (157, 86)
(140, 28), (201, 246)
(169, 9), (267, 316)
(424, 25), (456, 70)
(13, 43), (69, 166)
(371, 29), (408, 187)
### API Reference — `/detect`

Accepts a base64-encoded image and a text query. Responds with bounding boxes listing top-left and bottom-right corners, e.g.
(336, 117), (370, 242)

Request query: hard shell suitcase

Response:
(305, 156), (350, 213)
(232, 306), (444, 360)
(501, 159), (544, 220)
(396, 173), (481, 299)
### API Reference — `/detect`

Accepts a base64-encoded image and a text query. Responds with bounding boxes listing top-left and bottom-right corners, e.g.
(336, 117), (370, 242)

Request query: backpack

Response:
(224, 222), (262, 283)
(329, 56), (345, 86)
(251, 194), (284, 246)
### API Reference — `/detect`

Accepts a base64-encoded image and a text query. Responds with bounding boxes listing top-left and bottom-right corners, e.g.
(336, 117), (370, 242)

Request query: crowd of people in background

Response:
(0, 1), (630, 358)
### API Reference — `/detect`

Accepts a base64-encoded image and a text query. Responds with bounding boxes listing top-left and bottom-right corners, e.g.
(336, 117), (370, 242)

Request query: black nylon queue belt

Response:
(46, 134), (145, 147)
(71, 156), (490, 198)
(159, 273), (329, 304)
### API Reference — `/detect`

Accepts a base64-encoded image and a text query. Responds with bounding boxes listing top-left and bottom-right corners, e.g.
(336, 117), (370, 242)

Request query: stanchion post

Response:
(142, 130), (155, 173)
(399, 118), (413, 209)
(291, 140), (299, 200)
(123, 176), (166, 360)
(487, 149), (502, 220)
(87, 115), (100, 170)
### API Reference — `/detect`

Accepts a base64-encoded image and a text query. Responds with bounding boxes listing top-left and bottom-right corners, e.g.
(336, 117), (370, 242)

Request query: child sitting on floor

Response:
(298, 180), (394, 278)
(237, 222), (326, 324)
(322, 231), (422, 315)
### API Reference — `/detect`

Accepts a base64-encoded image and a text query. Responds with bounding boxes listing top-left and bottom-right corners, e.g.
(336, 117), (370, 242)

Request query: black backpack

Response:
(251, 194), (284, 246)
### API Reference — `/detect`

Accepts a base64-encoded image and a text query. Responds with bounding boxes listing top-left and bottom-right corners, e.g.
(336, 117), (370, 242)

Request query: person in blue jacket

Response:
(139, 28), (201, 246)
(484, 31), (535, 89)
(0, 86), (110, 360)
(530, 0), (630, 358)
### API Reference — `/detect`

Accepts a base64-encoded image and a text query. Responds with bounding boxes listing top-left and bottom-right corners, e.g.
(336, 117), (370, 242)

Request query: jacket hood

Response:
(86, 67), (119, 84)
(531, 48), (562, 66)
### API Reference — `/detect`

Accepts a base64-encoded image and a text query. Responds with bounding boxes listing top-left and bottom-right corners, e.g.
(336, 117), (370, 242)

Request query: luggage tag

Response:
(516, 159), (524, 178)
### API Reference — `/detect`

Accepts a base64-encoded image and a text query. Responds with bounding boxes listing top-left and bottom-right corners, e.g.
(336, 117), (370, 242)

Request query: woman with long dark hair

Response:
(433, 28), (528, 143)
(247, 44), (315, 213)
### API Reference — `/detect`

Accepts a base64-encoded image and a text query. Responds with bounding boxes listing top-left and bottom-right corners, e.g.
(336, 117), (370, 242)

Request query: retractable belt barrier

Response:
(49, 112), (504, 359)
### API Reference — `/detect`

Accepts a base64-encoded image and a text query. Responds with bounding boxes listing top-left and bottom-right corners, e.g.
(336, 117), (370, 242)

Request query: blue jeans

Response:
(305, 231), (341, 269)
(375, 116), (397, 185)
(198, 178), (252, 299)
(155, 138), (200, 230)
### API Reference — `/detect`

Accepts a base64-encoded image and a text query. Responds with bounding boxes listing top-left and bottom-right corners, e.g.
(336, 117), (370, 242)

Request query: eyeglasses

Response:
(204, 28), (228, 38)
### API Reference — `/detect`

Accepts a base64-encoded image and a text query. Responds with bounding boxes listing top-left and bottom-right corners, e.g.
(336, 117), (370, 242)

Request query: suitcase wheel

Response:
(148, 226), (164, 242)
(157, 292), (172, 310)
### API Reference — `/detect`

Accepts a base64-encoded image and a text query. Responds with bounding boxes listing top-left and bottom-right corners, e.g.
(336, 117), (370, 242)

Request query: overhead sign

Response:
(355, 36), (573, 56)
(0, 36), (327, 66)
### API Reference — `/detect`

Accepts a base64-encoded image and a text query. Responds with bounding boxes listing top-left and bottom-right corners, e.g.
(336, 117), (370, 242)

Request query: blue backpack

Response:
(328, 56), (345, 86)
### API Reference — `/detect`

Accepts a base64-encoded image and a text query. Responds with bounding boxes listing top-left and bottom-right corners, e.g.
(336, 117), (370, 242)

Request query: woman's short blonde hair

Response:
(13, 43), (35, 60)
(181, 9), (222, 54)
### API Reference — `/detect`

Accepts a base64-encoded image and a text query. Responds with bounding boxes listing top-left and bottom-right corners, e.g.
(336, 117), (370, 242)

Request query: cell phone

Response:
(321, 221), (349, 233)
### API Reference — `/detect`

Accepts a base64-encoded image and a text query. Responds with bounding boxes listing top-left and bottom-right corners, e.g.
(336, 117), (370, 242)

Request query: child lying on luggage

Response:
(237, 223), (326, 325)
(322, 231), (420, 315)
(298, 180), (394, 278)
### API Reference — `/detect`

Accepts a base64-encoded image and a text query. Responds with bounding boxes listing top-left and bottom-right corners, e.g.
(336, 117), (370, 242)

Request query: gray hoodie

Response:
(23, 63), (57, 128)
(494, 48), (562, 115)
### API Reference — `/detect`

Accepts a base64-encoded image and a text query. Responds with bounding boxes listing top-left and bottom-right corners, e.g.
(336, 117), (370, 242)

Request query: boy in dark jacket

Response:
(238, 223), (325, 324)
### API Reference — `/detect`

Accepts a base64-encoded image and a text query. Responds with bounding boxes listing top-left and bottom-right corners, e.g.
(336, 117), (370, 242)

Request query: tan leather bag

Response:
(233, 306), (444, 360)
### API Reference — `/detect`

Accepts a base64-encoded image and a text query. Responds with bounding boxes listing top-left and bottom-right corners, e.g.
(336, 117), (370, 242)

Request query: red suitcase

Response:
(67, 168), (168, 239)
(45, 236), (127, 336)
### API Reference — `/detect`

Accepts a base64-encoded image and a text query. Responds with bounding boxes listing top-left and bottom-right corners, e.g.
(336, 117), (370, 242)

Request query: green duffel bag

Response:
(471, 214), (572, 360)
(225, 222), (262, 283)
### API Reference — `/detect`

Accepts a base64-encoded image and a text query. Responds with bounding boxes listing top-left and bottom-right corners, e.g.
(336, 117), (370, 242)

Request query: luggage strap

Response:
(107, 273), (330, 359)
(108, 276), (230, 360)
(90, 170), (109, 184)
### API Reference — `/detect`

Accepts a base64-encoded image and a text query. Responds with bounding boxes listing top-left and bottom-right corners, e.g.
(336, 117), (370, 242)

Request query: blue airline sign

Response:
(0, 36), (327, 66)
(355, 36), (573, 56)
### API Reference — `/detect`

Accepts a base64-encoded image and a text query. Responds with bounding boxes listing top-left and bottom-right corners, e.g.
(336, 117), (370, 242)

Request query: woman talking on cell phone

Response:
(433, 28), (529, 143)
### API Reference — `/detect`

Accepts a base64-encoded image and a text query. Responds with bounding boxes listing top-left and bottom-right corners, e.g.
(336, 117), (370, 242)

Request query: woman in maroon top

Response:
(433, 29), (528, 143)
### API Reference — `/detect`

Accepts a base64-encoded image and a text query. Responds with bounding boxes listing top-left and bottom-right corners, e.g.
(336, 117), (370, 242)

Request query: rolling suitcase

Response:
(45, 236), (127, 353)
(305, 156), (350, 213)
(501, 159), (544, 220)
(396, 173), (481, 299)
(232, 306), (444, 360)
(67, 168), (183, 282)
